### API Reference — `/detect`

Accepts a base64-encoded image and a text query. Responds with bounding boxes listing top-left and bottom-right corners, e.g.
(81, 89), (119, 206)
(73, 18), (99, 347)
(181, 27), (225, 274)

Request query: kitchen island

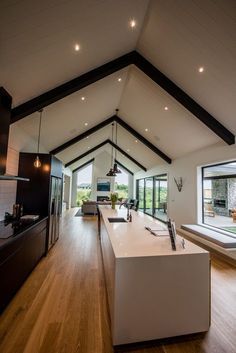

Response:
(98, 206), (210, 346)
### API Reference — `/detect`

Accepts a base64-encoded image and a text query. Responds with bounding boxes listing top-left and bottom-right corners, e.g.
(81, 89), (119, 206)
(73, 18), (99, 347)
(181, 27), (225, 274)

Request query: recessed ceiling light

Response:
(198, 67), (204, 73)
(145, 128), (149, 132)
(118, 77), (122, 82)
(86, 136), (89, 139)
(135, 139), (138, 143)
(81, 96), (85, 101)
(130, 19), (136, 28)
(74, 44), (80, 51)
(84, 122), (88, 126)
(87, 146), (90, 149)
(127, 149), (130, 152)
(164, 106), (168, 111)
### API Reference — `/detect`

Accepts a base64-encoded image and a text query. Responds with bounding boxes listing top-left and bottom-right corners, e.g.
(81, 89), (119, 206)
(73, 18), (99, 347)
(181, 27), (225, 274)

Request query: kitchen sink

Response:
(108, 217), (127, 223)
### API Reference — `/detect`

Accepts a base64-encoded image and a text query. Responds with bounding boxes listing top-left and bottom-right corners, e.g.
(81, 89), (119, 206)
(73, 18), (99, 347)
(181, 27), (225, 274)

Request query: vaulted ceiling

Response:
(1, 0), (235, 174)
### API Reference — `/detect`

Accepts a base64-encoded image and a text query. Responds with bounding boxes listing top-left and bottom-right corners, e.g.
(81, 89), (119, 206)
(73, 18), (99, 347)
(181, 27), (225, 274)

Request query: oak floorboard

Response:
(0, 209), (236, 353)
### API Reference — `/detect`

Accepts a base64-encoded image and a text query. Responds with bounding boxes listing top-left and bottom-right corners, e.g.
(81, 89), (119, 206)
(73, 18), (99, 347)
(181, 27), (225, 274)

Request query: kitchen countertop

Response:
(98, 205), (208, 258)
(0, 217), (48, 249)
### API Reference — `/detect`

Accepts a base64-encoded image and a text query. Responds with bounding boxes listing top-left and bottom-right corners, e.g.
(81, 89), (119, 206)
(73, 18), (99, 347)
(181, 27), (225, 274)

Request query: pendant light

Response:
(113, 120), (122, 174)
(34, 109), (43, 168)
(106, 122), (116, 176)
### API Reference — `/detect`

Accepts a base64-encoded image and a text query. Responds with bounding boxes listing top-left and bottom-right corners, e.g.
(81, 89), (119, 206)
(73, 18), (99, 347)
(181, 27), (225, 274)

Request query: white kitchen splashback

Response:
(0, 148), (19, 221)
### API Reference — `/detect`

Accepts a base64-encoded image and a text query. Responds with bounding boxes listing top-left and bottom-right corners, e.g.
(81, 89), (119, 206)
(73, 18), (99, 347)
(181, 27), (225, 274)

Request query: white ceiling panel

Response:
(0, 0), (149, 106)
(14, 68), (129, 152)
(119, 66), (219, 159)
(138, 0), (236, 135)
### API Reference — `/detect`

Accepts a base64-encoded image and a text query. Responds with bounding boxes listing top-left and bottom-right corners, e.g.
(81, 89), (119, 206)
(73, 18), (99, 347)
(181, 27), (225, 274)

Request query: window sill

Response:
(181, 224), (236, 249)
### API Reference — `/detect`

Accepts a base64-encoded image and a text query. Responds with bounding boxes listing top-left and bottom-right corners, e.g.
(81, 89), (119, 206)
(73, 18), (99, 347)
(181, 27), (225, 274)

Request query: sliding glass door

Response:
(145, 177), (154, 215)
(137, 179), (144, 211)
(136, 174), (168, 222)
(154, 175), (168, 222)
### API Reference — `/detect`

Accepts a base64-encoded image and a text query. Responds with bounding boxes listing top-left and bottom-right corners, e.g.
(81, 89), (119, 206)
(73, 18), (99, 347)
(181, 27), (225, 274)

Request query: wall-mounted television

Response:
(97, 178), (111, 192)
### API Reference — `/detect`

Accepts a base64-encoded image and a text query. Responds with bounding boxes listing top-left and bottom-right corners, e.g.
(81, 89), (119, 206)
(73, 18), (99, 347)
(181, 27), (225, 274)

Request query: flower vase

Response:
(111, 201), (116, 210)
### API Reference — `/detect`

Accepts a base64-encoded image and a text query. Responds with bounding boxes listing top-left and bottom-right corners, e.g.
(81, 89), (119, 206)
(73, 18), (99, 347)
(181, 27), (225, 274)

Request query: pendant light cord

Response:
(111, 123), (114, 167)
(37, 109), (43, 154)
(115, 122), (117, 159)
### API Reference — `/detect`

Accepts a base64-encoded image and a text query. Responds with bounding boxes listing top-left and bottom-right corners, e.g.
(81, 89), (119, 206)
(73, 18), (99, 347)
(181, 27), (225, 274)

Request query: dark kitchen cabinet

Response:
(0, 218), (47, 312)
(16, 153), (63, 253)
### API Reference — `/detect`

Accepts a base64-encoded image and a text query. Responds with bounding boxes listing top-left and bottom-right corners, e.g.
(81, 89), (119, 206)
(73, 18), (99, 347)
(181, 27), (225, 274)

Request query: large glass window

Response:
(154, 175), (168, 222)
(136, 174), (168, 222)
(145, 177), (154, 215)
(137, 179), (144, 210)
(115, 167), (129, 199)
(77, 163), (93, 206)
(202, 161), (236, 236)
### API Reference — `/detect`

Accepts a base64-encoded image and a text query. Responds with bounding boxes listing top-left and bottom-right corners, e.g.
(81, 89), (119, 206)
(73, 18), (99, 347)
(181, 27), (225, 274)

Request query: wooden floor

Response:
(0, 209), (236, 353)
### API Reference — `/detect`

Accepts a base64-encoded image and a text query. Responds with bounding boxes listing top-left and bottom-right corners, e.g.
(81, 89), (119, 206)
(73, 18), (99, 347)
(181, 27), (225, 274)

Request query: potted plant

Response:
(110, 192), (118, 210)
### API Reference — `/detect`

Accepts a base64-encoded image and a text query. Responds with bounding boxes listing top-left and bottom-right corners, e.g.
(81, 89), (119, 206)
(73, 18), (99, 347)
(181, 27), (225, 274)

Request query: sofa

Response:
(81, 200), (112, 215)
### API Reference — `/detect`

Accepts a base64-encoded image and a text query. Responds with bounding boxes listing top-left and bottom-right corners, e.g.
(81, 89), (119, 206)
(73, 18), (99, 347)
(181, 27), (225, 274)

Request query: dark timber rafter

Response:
(65, 139), (147, 171)
(10, 51), (234, 145)
(114, 159), (134, 176)
(72, 158), (94, 174)
(50, 114), (171, 164)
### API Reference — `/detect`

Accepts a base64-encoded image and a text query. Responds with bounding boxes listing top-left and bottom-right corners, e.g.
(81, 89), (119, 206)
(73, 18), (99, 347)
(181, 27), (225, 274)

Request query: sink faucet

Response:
(127, 205), (130, 220)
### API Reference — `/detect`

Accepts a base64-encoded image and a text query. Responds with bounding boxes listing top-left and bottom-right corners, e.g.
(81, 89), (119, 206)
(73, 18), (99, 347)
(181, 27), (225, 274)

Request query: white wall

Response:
(63, 167), (72, 210)
(91, 151), (115, 201)
(134, 142), (236, 228)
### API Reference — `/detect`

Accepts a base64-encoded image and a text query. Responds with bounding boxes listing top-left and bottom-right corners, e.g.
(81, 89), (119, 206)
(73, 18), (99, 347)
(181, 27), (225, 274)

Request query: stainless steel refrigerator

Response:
(48, 177), (62, 250)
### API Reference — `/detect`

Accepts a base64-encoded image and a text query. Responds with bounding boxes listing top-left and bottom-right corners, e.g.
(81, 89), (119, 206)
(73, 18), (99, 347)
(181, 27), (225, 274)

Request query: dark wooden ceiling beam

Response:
(115, 159), (134, 175)
(50, 115), (116, 155)
(72, 158), (94, 173)
(50, 114), (171, 164)
(133, 52), (235, 145)
(10, 51), (234, 145)
(109, 140), (146, 171)
(11, 51), (136, 123)
(65, 140), (109, 168)
(115, 116), (171, 164)
(65, 139), (147, 171)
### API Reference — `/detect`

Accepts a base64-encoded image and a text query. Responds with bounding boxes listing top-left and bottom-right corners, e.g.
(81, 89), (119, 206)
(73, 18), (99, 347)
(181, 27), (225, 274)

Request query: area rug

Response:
(74, 209), (97, 217)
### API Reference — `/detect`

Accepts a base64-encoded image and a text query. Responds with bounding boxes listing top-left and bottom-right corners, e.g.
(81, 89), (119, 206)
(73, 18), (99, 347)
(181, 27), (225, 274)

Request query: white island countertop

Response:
(99, 205), (210, 345)
(99, 206), (207, 258)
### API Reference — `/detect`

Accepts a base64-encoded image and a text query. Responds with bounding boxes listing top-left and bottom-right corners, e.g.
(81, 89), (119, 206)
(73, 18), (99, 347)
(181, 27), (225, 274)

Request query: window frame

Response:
(201, 160), (236, 236)
(136, 173), (168, 223)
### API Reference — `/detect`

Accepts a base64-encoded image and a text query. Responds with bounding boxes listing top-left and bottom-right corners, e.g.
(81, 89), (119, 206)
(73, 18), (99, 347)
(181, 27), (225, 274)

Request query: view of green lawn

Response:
(76, 188), (91, 206)
(115, 183), (128, 199)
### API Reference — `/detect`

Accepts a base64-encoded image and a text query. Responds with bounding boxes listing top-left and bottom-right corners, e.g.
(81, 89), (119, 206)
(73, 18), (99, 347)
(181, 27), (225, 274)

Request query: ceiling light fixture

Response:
(118, 77), (122, 82)
(145, 128), (149, 132)
(84, 122), (88, 126)
(81, 96), (85, 101)
(135, 139), (138, 143)
(130, 19), (136, 28)
(198, 67), (204, 73)
(164, 106), (168, 111)
(34, 109), (43, 168)
(74, 44), (80, 51)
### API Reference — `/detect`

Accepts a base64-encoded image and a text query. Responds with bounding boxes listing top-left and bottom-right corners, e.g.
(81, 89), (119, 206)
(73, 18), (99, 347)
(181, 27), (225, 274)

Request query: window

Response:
(138, 179), (144, 210)
(154, 175), (168, 222)
(115, 167), (129, 199)
(145, 177), (153, 215)
(136, 174), (168, 222)
(77, 163), (93, 206)
(202, 161), (236, 236)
